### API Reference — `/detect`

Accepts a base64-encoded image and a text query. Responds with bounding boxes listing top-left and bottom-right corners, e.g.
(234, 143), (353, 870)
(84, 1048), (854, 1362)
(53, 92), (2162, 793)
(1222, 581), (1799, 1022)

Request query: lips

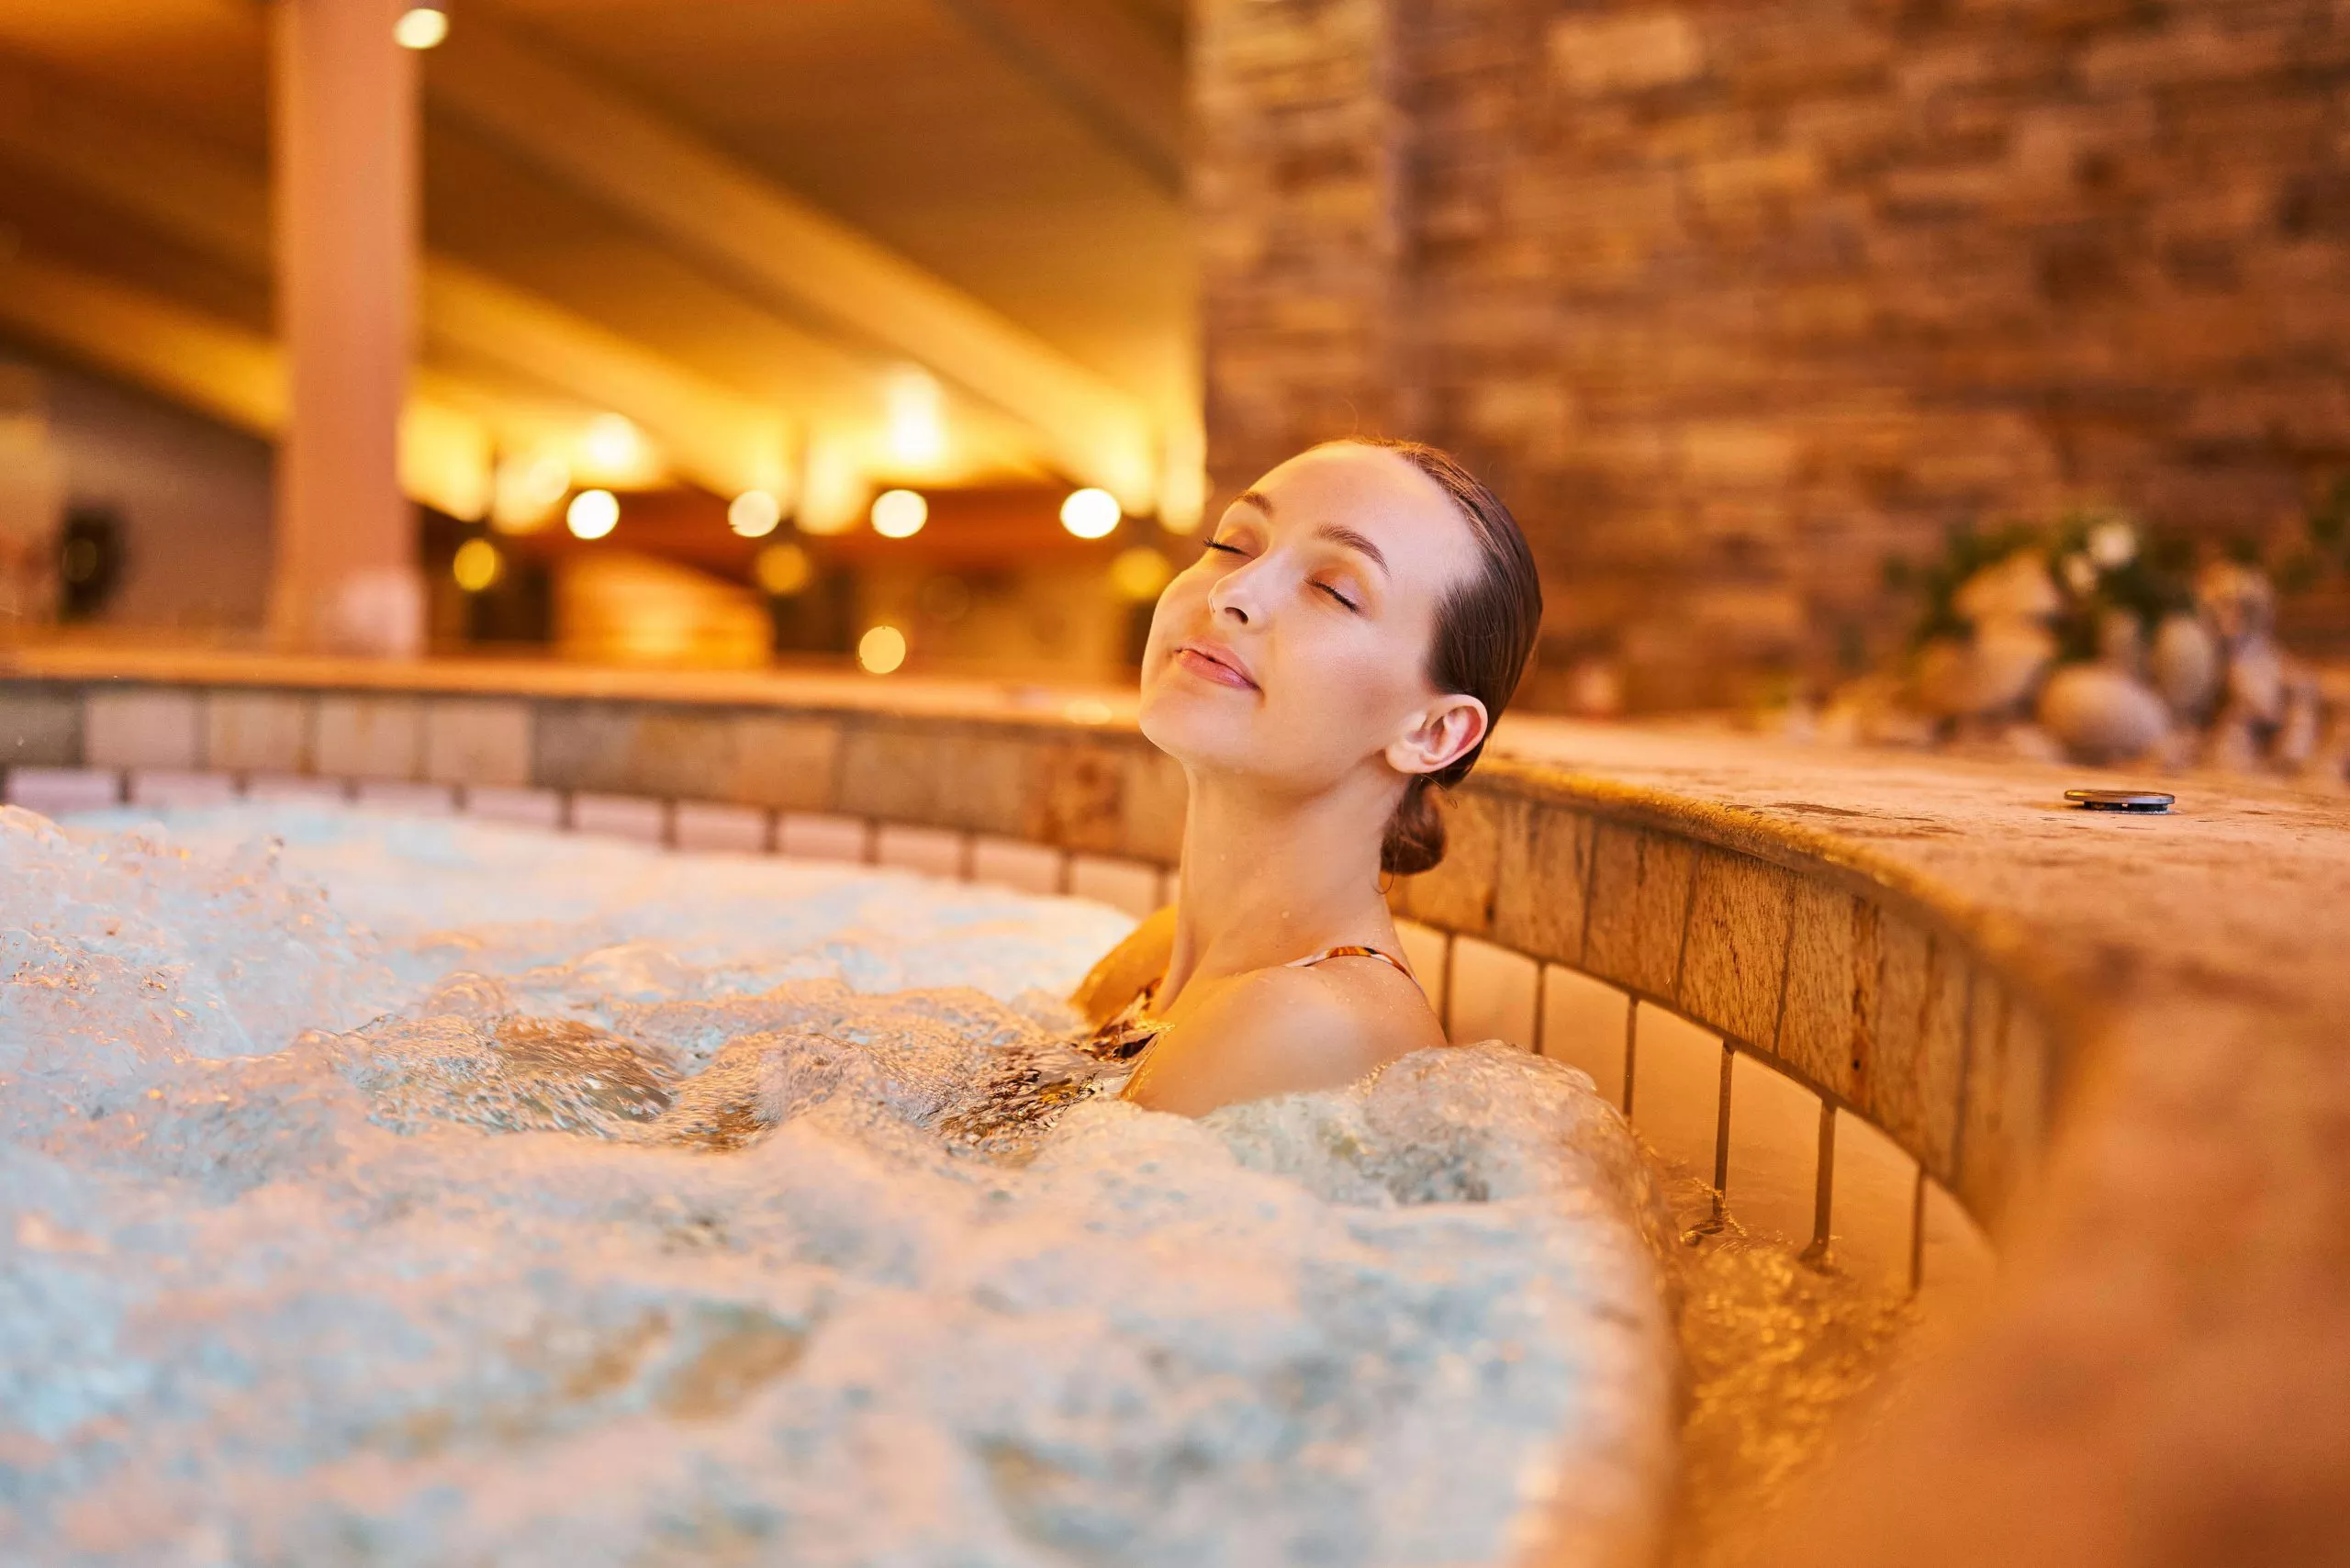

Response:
(1174, 641), (1258, 690)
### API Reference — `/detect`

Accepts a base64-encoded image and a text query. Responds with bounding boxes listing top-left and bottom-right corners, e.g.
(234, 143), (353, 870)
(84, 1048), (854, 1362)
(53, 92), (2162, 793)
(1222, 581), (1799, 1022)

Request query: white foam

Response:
(0, 802), (1673, 1566)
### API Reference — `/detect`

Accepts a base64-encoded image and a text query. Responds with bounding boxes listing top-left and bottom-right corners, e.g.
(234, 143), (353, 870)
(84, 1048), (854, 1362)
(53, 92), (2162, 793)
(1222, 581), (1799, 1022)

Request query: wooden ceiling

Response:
(0, 0), (1192, 504)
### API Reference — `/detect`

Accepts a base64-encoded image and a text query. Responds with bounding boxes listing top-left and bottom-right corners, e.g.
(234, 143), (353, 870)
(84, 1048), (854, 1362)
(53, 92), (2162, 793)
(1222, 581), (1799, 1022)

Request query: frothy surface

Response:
(0, 803), (1674, 1566)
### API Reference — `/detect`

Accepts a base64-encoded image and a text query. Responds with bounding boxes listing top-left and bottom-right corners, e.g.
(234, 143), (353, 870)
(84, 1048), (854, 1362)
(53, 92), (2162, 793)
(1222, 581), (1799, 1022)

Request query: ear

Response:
(1384, 694), (1489, 778)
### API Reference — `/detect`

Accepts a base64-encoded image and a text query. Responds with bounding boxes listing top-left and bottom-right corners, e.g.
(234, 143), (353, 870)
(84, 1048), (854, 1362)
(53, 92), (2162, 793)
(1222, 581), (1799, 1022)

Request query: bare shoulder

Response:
(1069, 903), (1179, 1026)
(1121, 958), (1442, 1117)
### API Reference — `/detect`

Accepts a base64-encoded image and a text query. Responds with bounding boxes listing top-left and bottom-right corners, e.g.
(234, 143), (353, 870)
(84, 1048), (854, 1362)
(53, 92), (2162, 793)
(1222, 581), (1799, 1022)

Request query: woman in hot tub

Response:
(1067, 438), (1543, 1115)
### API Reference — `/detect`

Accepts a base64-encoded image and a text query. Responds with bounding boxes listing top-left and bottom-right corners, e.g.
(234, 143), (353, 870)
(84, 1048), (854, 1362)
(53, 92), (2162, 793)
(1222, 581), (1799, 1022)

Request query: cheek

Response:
(1140, 572), (1209, 666)
(1260, 621), (1421, 757)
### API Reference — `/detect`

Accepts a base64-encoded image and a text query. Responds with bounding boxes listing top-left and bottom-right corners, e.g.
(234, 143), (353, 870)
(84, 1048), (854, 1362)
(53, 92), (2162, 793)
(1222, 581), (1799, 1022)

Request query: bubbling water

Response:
(0, 804), (1678, 1567)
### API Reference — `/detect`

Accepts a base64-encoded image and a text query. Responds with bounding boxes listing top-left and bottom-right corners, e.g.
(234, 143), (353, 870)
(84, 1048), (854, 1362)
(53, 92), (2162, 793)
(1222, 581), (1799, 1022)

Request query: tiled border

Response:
(1, 676), (2040, 1301)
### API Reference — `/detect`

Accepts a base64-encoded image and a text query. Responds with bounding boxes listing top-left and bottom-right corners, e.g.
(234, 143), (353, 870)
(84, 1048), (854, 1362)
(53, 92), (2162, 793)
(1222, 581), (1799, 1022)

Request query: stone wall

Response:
(1196, 0), (2350, 709)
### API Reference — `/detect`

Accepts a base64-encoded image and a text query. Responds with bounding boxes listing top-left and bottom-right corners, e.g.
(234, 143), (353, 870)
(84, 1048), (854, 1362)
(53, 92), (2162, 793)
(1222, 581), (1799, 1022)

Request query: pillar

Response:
(270, 0), (422, 656)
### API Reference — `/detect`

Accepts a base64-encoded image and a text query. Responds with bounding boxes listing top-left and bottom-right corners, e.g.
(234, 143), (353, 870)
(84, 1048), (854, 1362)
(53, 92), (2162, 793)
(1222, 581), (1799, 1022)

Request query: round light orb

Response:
(857, 623), (909, 675)
(870, 488), (927, 539)
(1060, 487), (1122, 540)
(566, 488), (620, 540)
(755, 542), (812, 597)
(1109, 545), (1172, 601)
(393, 6), (448, 49)
(452, 538), (501, 592)
(729, 489), (783, 539)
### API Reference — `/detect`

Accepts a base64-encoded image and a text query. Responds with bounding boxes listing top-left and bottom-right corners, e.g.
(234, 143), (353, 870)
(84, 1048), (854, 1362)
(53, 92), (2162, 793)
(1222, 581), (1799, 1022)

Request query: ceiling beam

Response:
(0, 50), (800, 498)
(930, 0), (1182, 192)
(0, 245), (493, 521)
(424, 9), (1159, 509)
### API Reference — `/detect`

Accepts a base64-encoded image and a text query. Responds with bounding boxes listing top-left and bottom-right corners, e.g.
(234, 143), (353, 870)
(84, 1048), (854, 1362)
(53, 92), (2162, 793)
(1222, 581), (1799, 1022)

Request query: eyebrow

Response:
(1313, 521), (1389, 576)
(1228, 490), (1389, 576)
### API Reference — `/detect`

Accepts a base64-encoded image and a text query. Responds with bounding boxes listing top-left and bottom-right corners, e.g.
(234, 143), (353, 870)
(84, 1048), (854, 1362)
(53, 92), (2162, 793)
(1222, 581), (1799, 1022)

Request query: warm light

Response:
(393, 5), (448, 49)
(797, 433), (867, 536)
(579, 413), (645, 476)
(870, 488), (927, 539)
(755, 542), (811, 596)
(882, 366), (946, 468)
(857, 623), (909, 675)
(729, 489), (782, 538)
(1109, 545), (1172, 601)
(452, 538), (501, 592)
(1060, 487), (1122, 540)
(566, 488), (619, 540)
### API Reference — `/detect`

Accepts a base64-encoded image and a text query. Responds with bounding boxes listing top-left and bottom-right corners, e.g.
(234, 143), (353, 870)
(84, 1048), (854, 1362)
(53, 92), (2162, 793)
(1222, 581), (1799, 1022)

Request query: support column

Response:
(270, 0), (422, 656)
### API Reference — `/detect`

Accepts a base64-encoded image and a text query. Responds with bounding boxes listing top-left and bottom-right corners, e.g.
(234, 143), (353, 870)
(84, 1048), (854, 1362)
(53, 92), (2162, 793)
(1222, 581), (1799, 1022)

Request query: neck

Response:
(1158, 764), (1401, 1009)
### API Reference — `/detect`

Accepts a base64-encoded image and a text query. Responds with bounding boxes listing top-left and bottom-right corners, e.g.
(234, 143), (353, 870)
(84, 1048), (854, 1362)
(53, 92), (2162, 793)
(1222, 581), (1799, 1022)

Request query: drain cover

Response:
(2065, 788), (2175, 812)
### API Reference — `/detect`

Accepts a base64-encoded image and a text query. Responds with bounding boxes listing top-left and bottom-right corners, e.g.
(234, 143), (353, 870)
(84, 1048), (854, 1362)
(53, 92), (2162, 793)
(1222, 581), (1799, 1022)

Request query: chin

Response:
(1137, 676), (1251, 769)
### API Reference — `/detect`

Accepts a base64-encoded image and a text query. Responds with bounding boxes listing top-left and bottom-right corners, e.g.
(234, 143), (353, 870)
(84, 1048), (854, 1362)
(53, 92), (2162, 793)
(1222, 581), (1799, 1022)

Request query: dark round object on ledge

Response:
(2065, 788), (2175, 812)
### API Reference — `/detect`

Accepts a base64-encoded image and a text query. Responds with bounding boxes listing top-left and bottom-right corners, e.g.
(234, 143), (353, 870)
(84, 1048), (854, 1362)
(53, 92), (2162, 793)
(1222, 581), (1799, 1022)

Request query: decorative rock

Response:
(2096, 610), (2145, 676)
(2274, 681), (2322, 769)
(2226, 637), (2287, 726)
(2037, 664), (2170, 765)
(2195, 560), (2276, 645)
(2149, 613), (2221, 719)
(1954, 553), (2062, 624)
(1914, 622), (2055, 717)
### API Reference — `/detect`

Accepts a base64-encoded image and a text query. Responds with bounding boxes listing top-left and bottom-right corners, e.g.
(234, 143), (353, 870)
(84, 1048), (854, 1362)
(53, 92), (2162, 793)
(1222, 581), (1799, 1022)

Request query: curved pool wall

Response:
(6, 647), (2346, 1562)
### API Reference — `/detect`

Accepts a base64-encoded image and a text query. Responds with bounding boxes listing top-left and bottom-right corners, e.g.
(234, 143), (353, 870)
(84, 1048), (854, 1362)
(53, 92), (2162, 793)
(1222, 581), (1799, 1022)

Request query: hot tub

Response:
(6, 646), (2341, 1565)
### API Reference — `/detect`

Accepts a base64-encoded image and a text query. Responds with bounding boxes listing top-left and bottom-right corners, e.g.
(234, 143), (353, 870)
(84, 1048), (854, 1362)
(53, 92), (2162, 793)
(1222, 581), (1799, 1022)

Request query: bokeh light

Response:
(1109, 545), (1172, 601)
(1060, 487), (1121, 540)
(729, 489), (782, 538)
(566, 488), (620, 540)
(451, 538), (501, 592)
(870, 488), (927, 539)
(857, 623), (909, 675)
(882, 367), (946, 468)
(392, 5), (447, 50)
(755, 542), (811, 596)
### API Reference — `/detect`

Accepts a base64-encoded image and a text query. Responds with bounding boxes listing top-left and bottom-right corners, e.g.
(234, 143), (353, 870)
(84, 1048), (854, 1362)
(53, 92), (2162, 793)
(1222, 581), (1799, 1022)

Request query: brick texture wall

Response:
(1196, 0), (2350, 709)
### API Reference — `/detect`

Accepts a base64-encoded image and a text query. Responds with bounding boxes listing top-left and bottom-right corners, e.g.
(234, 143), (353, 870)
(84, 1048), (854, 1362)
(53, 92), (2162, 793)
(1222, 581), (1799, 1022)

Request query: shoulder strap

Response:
(1283, 944), (1424, 993)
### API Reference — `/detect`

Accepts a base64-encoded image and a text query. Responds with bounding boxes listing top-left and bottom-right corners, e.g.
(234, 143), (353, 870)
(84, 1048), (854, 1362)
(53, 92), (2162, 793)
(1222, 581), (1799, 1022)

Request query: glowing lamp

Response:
(857, 624), (908, 675)
(870, 489), (927, 539)
(729, 489), (783, 539)
(393, 4), (448, 49)
(1060, 487), (1121, 540)
(566, 488), (619, 540)
(755, 542), (812, 597)
(452, 538), (500, 592)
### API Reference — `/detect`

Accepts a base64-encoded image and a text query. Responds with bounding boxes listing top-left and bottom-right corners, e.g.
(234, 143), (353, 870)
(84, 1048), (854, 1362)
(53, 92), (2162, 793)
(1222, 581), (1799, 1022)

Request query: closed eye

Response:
(1317, 583), (1360, 612)
(1202, 540), (1244, 555)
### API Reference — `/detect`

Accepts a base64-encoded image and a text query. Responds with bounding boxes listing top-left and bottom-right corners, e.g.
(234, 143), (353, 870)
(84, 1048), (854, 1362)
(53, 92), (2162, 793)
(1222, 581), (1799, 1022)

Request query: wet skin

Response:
(1097, 443), (1494, 1116)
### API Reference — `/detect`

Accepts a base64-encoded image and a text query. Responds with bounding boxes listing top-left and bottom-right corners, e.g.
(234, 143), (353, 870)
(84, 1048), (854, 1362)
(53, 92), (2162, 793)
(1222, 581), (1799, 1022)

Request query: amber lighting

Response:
(451, 538), (501, 592)
(871, 488), (927, 539)
(857, 623), (909, 675)
(729, 489), (782, 539)
(393, 4), (448, 50)
(755, 542), (811, 596)
(883, 367), (946, 469)
(1109, 545), (1171, 601)
(566, 488), (620, 540)
(1060, 487), (1121, 540)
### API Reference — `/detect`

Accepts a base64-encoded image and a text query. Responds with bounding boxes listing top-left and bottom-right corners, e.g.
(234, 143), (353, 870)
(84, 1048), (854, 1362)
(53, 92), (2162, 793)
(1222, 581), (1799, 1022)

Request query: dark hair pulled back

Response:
(1339, 440), (1544, 879)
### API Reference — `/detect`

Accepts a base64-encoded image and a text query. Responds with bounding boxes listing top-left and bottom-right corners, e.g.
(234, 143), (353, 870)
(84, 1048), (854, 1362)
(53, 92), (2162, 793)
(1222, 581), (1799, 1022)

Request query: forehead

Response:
(1244, 444), (1481, 580)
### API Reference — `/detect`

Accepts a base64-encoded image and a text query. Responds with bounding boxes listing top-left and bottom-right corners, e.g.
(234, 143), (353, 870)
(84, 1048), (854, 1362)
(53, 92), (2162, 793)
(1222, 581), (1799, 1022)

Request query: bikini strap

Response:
(1283, 944), (1424, 993)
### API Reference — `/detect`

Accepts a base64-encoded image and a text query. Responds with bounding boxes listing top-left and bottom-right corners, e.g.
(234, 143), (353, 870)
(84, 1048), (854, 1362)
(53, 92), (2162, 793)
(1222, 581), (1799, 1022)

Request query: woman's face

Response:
(1137, 442), (1487, 798)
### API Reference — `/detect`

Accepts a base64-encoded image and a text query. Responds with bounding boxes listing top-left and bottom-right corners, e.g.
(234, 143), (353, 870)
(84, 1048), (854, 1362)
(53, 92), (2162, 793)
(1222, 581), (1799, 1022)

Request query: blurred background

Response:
(4, 0), (2350, 720)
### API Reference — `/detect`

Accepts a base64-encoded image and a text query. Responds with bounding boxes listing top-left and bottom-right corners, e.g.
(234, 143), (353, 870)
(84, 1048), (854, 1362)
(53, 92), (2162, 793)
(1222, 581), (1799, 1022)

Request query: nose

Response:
(1206, 561), (1257, 625)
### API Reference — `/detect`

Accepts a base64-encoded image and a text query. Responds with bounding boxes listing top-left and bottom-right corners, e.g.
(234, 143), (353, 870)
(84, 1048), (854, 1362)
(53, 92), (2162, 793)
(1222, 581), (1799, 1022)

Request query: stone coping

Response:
(7, 650), (2344, 1559)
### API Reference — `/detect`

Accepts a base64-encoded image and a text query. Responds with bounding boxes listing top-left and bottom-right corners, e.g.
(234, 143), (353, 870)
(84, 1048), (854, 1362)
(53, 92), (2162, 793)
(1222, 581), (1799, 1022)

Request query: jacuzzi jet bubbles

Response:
(0, 802), (1678, 1567)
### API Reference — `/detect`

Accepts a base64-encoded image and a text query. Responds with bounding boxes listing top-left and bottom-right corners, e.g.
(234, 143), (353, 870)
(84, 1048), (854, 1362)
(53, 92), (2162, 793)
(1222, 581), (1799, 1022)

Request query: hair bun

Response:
(1380, 776), (1448, 878)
